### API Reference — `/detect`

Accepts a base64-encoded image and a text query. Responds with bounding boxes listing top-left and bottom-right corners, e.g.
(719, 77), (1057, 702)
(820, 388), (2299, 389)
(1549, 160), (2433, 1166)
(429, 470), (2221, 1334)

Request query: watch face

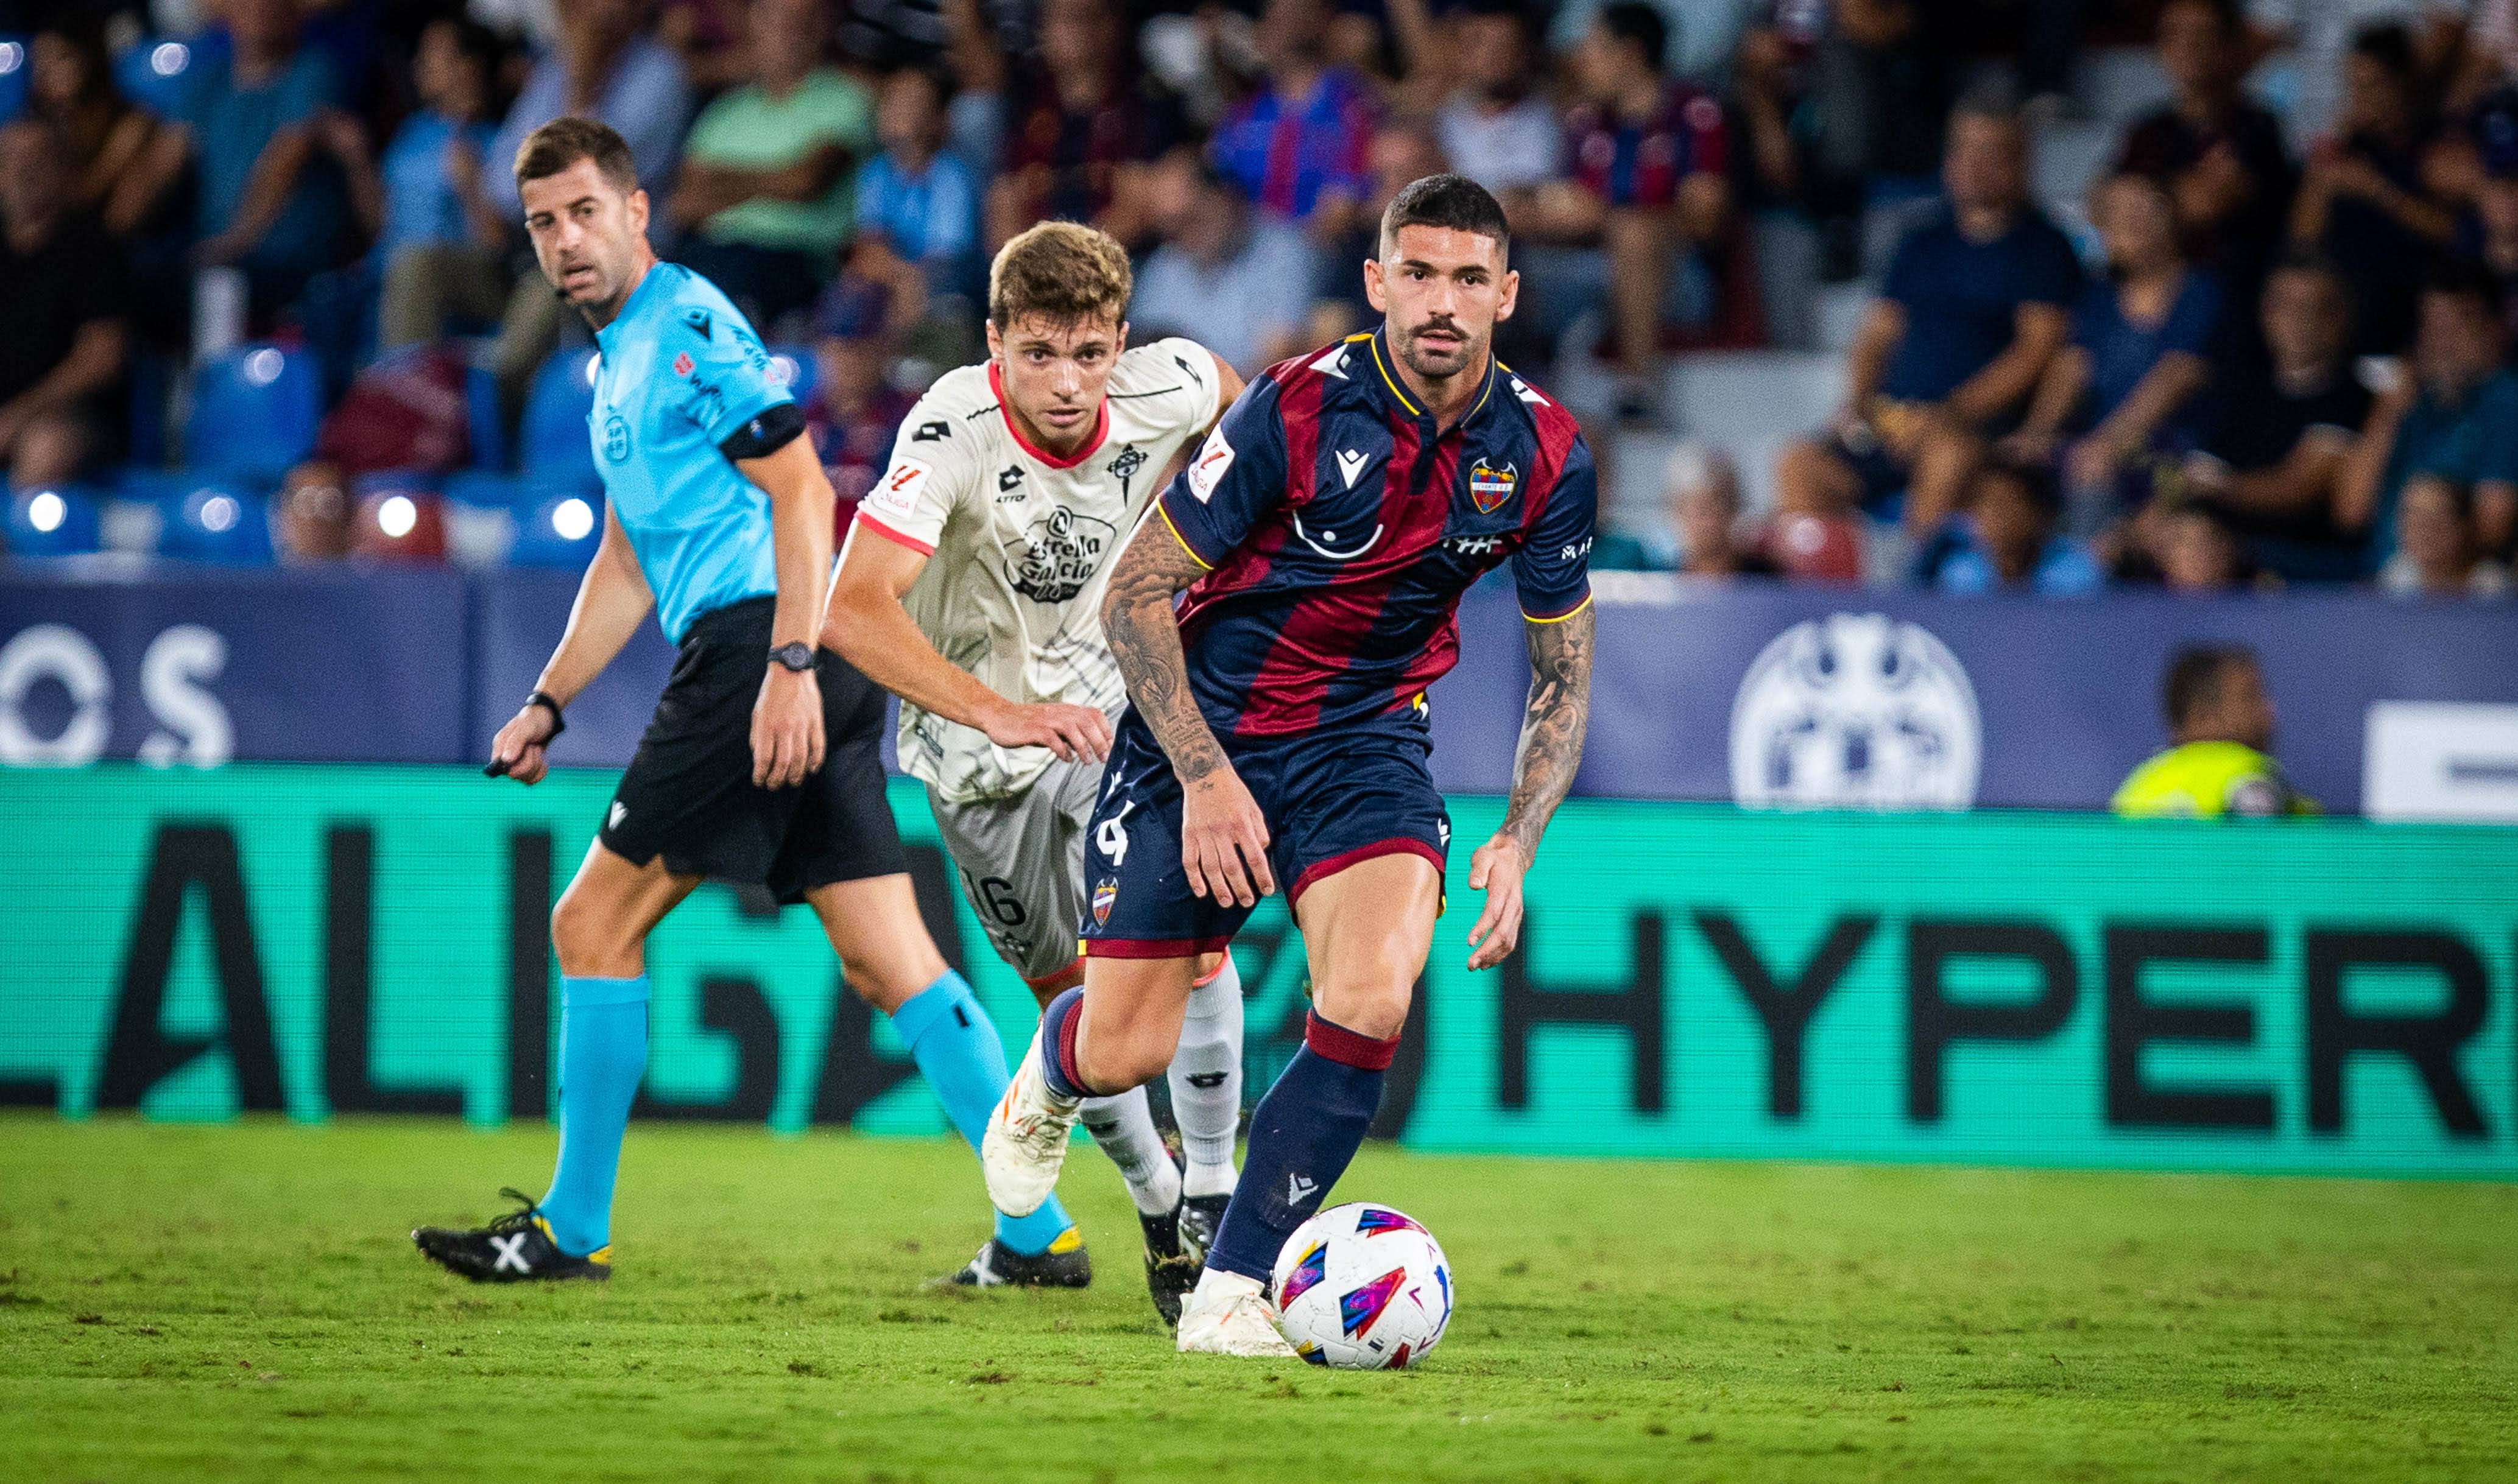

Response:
(773, 642), (815, 670)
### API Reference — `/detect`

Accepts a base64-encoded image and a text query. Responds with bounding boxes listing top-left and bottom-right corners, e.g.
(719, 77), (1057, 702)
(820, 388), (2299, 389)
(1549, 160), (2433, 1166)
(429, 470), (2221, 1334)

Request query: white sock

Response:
(1193, 1264), (1263, 1303)
(1079, 1088), (1181, 1216)
(1171, 952), (1244, 1198)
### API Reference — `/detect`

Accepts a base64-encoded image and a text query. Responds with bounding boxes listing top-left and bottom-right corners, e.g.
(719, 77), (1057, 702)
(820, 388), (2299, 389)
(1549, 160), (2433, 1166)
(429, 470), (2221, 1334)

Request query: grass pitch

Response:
(1, 1117), (2513, 1483)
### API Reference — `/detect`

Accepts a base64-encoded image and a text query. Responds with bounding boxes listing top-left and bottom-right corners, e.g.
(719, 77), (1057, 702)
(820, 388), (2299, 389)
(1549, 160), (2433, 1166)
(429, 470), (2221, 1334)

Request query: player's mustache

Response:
(1411, 319), (1465, 342)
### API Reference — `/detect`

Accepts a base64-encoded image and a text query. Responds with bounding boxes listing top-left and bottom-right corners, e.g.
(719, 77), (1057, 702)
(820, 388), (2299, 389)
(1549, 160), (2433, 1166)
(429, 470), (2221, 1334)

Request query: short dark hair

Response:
(513, 116), (637, 194)
(1976, 454), (2060, 516)
(2425, 256), (2506, 323)
(2352, 20), (2417, 80)
(2163, 643), (2257, 731)
(1378, 172), (1510, 259)
(2161, 0), (2244, 35)
(1596, 3), (1667, 73)
(1950, 83), (2025, 132)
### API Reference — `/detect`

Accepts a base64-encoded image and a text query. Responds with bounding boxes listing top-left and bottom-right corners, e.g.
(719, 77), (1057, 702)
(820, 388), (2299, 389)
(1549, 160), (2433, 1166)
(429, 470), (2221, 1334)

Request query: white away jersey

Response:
(852, 337), (1224, 803)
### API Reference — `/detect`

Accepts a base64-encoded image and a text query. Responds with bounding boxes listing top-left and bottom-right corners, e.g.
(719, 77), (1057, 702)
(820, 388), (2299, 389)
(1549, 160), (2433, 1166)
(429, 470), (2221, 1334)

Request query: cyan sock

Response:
(538, 974), (650, 1257)
(890, 972), (1075, 1257)
(1207, 1010), (1395, 1281)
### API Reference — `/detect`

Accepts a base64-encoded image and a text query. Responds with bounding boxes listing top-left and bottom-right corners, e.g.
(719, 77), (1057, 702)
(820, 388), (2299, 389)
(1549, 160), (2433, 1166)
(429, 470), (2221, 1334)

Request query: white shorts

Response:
(926, 756), (1103, 986)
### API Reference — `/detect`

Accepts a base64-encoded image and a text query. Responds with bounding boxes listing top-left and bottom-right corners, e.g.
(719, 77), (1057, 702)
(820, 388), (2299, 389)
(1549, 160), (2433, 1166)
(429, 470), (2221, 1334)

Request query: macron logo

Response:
(608, 801), (627, 831)
(1287, 1172), (1317, 1204)
(1335, 448), (1370, 490)
(1310, 345), (1349, 379)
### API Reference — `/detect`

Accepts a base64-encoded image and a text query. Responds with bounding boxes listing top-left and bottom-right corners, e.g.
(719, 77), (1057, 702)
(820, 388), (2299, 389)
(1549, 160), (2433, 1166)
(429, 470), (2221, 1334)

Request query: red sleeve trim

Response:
(852, 508), (937, 557)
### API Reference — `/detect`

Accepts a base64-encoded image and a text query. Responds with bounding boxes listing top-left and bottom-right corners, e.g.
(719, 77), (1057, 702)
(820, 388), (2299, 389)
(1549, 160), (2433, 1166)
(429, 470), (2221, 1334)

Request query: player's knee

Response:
(548, 884), (643, 979)
(1076, 1030), (1167, 1095)
(1311, 974), (1412, 1043)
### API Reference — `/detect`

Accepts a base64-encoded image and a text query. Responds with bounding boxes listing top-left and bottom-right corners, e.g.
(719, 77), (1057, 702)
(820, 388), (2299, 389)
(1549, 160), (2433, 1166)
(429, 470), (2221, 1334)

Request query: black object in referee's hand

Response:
(486, 691), (568, 776)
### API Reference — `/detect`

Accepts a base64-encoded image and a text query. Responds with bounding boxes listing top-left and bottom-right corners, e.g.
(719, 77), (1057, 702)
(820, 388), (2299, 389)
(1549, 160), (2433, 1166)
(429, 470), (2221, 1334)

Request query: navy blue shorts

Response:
(1079, 705), (1451, 957)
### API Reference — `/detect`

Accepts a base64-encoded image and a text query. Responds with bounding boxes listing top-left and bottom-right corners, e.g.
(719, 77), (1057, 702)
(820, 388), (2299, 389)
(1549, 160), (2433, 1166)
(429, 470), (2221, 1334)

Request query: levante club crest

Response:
(1091, 879), (1118, 926)
(1467, 460), (1517, 513)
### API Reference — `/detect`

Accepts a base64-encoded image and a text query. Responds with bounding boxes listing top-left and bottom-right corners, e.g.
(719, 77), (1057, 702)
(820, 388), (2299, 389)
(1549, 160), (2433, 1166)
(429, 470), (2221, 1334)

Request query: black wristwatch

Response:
(768, 641), (816, 673)
(525, 690), (566, 738)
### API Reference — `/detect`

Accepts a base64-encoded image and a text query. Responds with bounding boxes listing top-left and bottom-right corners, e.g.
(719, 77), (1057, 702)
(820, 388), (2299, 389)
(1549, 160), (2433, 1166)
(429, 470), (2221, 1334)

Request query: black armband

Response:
(719, 401), (808, 460)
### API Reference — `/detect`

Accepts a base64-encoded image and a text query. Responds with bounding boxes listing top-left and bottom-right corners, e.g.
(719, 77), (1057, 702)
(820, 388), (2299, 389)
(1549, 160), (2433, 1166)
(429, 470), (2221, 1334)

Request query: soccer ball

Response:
(1270, 1202), (1453, 1370)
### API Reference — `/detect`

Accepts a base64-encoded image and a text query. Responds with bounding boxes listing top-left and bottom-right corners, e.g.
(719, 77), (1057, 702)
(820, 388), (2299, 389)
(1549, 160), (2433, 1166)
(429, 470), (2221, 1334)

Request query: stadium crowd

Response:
(0, 0), (2511, 600)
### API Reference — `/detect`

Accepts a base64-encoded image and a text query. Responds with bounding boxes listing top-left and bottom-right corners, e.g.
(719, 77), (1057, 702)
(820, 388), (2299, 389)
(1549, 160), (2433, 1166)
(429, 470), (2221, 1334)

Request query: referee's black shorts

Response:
(598, 594), (906, 903)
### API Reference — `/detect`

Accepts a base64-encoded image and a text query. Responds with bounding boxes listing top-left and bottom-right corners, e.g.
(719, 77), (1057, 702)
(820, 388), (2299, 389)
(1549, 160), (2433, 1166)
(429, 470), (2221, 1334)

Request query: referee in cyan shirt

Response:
(412, 118), (1085, 1285)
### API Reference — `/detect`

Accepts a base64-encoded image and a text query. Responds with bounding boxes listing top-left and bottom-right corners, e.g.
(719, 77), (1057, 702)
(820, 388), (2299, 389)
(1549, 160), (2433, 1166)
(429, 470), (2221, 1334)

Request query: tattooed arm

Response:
(1101, 516), (1277, 907)
(1465, 602), (1595, 970)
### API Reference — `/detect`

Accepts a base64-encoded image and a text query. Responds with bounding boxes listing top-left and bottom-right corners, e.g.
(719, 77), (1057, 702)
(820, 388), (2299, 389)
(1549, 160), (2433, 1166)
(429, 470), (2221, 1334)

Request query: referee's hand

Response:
(753, 666), (826, 789)
(487, 705), (559, 785)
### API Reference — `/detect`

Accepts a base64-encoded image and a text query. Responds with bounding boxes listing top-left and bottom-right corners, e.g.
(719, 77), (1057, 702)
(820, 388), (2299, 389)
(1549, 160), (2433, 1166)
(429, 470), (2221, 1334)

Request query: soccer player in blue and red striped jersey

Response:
(981, 173), (1598, 1356)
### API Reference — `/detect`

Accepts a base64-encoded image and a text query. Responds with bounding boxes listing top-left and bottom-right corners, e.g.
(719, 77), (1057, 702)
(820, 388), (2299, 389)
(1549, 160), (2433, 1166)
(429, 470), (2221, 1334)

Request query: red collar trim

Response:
(988, 362), (1110, 470)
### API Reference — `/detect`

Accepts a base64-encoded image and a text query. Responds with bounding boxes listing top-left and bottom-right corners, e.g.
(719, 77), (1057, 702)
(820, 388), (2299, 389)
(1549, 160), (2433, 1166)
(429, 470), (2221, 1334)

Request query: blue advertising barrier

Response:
(5, 564), (2517, 812)
(0, 564), (472, 767)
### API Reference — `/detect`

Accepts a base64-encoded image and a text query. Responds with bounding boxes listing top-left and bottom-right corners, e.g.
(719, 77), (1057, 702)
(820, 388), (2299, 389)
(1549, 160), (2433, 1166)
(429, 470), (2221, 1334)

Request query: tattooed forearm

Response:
(1500, 603), (1594, 857)
(1101, 519), (1230, 784)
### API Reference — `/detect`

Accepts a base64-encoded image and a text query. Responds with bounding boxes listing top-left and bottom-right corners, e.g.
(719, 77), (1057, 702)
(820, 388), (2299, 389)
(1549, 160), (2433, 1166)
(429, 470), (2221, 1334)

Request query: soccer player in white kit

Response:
(822, 222), (1247, 1320)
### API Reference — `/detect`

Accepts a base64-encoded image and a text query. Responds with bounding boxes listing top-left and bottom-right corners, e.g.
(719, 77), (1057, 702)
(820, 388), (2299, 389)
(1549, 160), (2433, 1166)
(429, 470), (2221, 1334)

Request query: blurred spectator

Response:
(1774, 97), (2081, 536)
(1546, 0), (1761, 85)
(2380, 471), (2515, 593)
(1519, 4), (1732, 413)
(1206, 0), (1377, 242)
(2184, 252), (2369, 578)
(1435, 2), (1562, 210)
(1593, 443), (1779, 577)
(1932, 457), (2104, 594)
(804, 277), (914, 521)
(2154, 501), (2251, 591)
(0, 119), (130, 488)
(985, 0), (1184, 253)
(483, 0), (694, 398)
(122, 0), (376, 326)
(1134, 153), (1318, 380)
(29, 22), (161, 234)
(272, 457), (352, 564)
(660, 0), (752, 93)
(1738, 0), (1955, 276)
(2338, 265), (2518, 572)
(669, 0), (873, 334)
(2113, 641), (2307, 817)
(2116, 0), (2296, 298)
(2008, 172), (2224, 528)
(856, 68), (984, 300)
(2463, 136), (2518, 338)
(1305, 119), (1446, 348)
(2248, 0), (2468, 147)
(488, 0), (693, 214)
(2290, 23), (2458, 356)
(375, 18), (510, 352)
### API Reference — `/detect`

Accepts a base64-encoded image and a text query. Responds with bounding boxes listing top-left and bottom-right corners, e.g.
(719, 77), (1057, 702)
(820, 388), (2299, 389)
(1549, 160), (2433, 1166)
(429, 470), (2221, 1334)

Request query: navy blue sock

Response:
(537, 974), (650, 1257)
(1207, 1011), (1395, 1281)
(889, 972), (1075, 1256)
(1034, 985), (1089, 1100)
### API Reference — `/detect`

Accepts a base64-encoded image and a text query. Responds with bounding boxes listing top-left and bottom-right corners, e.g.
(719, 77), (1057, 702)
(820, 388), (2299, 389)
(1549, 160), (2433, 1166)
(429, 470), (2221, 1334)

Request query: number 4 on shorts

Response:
(1095, 800), (1132, 866)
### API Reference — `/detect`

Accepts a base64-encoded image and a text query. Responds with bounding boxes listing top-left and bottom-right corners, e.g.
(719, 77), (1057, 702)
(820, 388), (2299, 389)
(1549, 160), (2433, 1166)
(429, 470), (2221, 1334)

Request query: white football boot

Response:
(982, 1024), (1081, 1217)
(1176, 1270), (1297, 1358)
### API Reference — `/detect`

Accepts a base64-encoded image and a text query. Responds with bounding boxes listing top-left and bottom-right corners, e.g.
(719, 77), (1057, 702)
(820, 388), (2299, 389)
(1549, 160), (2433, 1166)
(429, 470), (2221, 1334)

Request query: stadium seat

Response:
(5, 484), (103, 557)
(113, 34), (222, 121)
(465, 362), (509, 471)
(188, 343), (322, 487)
(766, 344), (818, 407)
(508, 490), (604, 569)
(157, 481), (272, 566)
(1666, 351), (1846, 514)
(352, 475), (448, 564)
(519, 346), (604, 489)
(0, 37), (27, 124)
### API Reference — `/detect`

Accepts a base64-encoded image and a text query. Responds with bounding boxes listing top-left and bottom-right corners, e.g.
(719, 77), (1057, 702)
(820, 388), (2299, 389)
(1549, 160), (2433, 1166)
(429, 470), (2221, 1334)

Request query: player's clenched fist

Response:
(1180, 764), (1274, 908)
(982, 700), (1114, 762)
(752, 666), (827, 789)
(1464, 834), (1529, 970)
(488, 703), (560, 785)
